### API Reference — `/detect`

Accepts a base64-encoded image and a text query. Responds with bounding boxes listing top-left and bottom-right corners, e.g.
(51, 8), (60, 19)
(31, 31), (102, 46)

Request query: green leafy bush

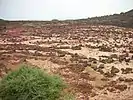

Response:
(0, 65), (65, 100)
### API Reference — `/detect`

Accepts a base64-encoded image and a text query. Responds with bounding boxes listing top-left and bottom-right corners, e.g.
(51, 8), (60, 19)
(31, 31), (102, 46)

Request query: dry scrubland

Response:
(0, 21), (133, 100)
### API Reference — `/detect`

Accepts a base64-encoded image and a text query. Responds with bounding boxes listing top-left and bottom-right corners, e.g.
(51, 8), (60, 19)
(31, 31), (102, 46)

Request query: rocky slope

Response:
(73, 9), (133, 28)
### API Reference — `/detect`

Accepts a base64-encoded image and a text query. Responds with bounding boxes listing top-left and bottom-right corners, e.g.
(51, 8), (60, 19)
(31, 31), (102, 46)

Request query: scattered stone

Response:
(72, 53), (79, 58)
(90, 92), (97, 97)
(110, 54), (118, 59)
(101, 77), (109, 81)
(98, 64), (104, 69)
(118, 77), (125, 81)
(131, 55), (133, 60)
(97, 69), (104, 74)
(88, 57), (97, 62)
(125, 78), (133, 82)
(108, 81), (117, 87)
(125, 52), (129, 57)
(80, 73), (90, 79)
(96, 86), (105, 90)
(87, 63), (91, 66)
(99, 57), (114, 64)
(129, 49), (133, 53)
(126, 62), (129, 65)
(93, 60), (97, 64)
(58, 53), (65, 57)
(2, 20), (133, 99)
(99, 45), (112, 52)
(125, 57), (130, 62)
(111, 66), (119, 74)
(34, 57), (38, 60)
(91, 64), (97, 70)
(121, 68), (132, 74)
(71, 45), (81, 50)
(104, 72), (114, 77)
(103, 91), (108, 94)
(76, 81), (93, 93)
(114, 84), (127, 91)
(107, 87), (116, 92)
(119, 55), (126, 62)
(34, 51), (43, 56)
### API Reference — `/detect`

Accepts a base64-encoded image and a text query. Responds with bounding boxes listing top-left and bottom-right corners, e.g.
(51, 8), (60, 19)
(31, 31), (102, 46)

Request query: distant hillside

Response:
(0, 19), (7, 25)
(86, 9), (133, 27)
(72, 9), (133, 28)
(0, 19), (4, 22)
(1, 9), (133, 28)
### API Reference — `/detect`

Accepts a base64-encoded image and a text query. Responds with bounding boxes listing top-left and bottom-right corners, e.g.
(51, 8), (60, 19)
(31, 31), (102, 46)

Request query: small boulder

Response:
(99, 45), (112, 52)
(119, 55), (125, 62)
(125, 78), (133, 82)
(110, 54), (118, 59)
(131, 55), (133, 60)
(107, 87), (116, 92)
(121, 68), (132, 74)
(91, 64), (97, 71)
(97, 69), (104, 74)
(111, 66), (119, 74)
(118, 77), (125, 81)
(58, 53), (65, 57)
(98, 64), (104, 69)
(125, 57), (130, 62)
(104, 72), (114, 77)
(114, 84), (127, 91)
(71, 45), (82, 50)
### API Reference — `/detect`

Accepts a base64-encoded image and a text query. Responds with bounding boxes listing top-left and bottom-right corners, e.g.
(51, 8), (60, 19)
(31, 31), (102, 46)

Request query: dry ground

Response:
(0, 22), (133, 100)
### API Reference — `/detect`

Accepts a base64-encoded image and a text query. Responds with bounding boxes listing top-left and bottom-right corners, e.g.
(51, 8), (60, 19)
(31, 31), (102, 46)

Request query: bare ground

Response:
(0, 22), (133, 100)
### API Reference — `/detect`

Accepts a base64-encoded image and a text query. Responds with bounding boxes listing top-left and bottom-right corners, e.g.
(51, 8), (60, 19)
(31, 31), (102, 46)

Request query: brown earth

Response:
(0, 22), (133, 100)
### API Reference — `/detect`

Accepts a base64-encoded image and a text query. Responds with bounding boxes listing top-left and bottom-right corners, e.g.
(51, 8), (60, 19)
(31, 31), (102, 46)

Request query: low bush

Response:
(0, 65), (65, 100)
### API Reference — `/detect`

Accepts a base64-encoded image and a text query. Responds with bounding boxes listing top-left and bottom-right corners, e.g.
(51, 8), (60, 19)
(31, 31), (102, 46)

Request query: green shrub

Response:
(0, 65), (65, 100)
